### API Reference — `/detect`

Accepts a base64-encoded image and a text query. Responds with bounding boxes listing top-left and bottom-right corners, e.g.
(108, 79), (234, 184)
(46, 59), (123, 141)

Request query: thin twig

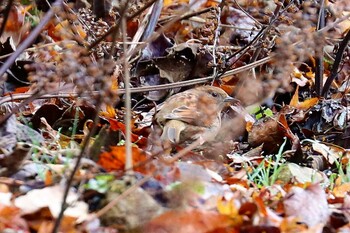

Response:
(0, 0), (64, 80)
(322, 29), (350, 97)
(211, 6), (223, 84)
(158, 7), (214, 24)
(167, 139), (202, 163)
(122, 16), (133, 173)
(0, 40), (77, 60)
(109, 1), (130, 59)
(217, 26), (266, 78)
(124, 2), (198, 63)
(250, 1), (283, 62)
(315, 0), (326, 96)
(92, 175), (152, 219)
(51, 98), (102, 233)
(0, 90), (41, 125)
(0, 82), (76, 125)
(319, 12), (350, 33)
(0, 56), (272, 105)
(88, 0), (158, 50)
(232, 0), (262, 27)
(219, 24), (261, 31)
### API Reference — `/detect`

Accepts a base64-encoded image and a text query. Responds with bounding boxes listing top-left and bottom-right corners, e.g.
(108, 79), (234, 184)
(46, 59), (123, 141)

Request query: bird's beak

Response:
(224, 96), (236, 102)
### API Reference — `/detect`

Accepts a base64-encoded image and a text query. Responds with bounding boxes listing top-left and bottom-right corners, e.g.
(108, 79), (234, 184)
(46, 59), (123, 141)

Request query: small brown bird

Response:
(155, 86), (234, 146)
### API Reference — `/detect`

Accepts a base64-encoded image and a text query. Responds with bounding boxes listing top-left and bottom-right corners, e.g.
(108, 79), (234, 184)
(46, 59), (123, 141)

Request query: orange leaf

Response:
(97, 145), (148, 172)
(245, 121), (253, 132)
(0, 205), (28, 231)
(164, 0), (189, 7)
(5, 6), (27, 32)
(49, 20), (86, 41)
(333, 183), (350, 198)
(44, 170), (53, 186)
(278, 114), (300, 149)
(144, 209), (234, 233)
(100, 105), (116, 118)
(108, 118), (147, 147)
(290, 86), (319, 110)
(4, 87), (30, 96)
(205, 0), (220, 7)
(254, 196), (268, 217)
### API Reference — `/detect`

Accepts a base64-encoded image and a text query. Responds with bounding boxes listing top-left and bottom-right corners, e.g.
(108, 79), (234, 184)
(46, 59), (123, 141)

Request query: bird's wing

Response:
(160, 120), (186, 143)
(163, 104), (200, 124)
(156, 91), (202, 125)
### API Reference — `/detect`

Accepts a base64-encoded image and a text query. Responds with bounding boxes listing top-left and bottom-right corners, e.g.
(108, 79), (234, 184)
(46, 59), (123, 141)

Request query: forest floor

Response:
(0, 0), (350, 232)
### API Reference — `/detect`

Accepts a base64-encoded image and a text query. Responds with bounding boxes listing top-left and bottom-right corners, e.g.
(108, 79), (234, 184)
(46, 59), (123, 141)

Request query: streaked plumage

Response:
(155, 86), (234, 146)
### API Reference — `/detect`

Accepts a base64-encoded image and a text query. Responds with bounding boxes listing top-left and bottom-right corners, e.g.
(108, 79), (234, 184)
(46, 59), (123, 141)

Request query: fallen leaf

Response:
(290, 86), (319, 111)
(283, 183), (329, 227)
(0, 205), (28, 231)
(97, 145), (148, 173)
(108, 118), (148, 147)
(143, 209), (233, 233)
(278, 163), (328, 184)
(14, 185), (89, 221)
(333, 183), (350, 198)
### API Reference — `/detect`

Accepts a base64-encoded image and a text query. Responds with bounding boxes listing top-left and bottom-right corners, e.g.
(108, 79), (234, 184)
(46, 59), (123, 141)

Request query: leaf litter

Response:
(0, 0), (350, 232)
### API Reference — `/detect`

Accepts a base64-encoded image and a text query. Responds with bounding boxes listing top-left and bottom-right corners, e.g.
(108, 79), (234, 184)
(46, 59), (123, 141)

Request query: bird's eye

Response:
(210, 92), (218, 97)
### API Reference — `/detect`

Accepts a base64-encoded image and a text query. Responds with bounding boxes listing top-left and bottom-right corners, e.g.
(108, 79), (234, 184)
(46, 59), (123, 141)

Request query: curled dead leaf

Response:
(290, 86), (319, 111)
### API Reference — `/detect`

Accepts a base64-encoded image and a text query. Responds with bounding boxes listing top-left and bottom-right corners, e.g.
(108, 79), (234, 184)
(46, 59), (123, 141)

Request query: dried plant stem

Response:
(219, 24), (261, 31)
(125, 2), (198, 63)
(109, 1), (129, 59)
(0, 0), (64, 80)
(219, 26), (265, 78)
(158, 7), (214, 24)
(0, 177), (25, 186)
(51, 98), (102, 233)
(232, 0), (262, 27)
(0, 40), (77, 60)
(322, 29), (350, 97)
(0, 56), (272, 105)
(167, 139), (202, 163)
(0, 90), (41, 125)
(319, 13), (350, 33)
(92, 139), (203, 219)
(122, 17), (133, 173)
(211, 4), (223, 83)
(88, 0), (158, 50)
(250, 1), (283, 63)
(0, 82), (76, 125)
(315, 0), (326, 96)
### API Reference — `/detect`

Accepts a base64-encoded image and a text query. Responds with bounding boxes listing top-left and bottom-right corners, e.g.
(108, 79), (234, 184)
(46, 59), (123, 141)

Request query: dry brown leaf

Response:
(143, 209), (233, 233)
